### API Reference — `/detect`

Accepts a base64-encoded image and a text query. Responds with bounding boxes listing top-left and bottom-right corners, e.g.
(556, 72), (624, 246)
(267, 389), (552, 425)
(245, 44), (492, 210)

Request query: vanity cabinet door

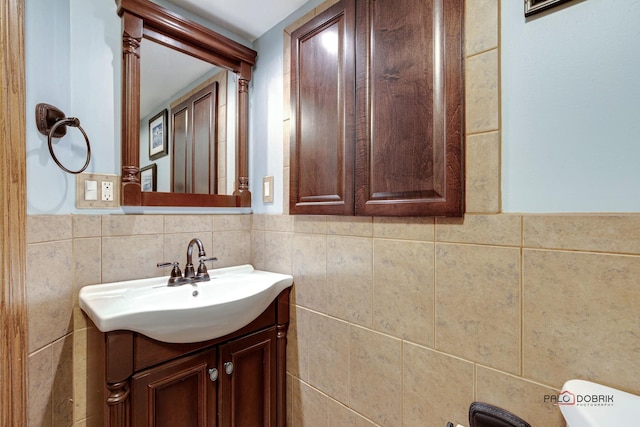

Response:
(290, 0), (356, 215)
(131, 347), (218, 427)
(218, 327), (277, 427)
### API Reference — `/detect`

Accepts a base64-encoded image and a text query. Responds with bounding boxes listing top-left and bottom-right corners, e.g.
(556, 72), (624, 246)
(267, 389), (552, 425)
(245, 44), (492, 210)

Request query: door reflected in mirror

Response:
(139, 38), (236, 195)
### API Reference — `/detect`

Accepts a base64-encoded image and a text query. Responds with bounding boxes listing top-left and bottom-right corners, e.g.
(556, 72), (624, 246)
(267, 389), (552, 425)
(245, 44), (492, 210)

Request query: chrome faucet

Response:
(157, 238), (217, 286)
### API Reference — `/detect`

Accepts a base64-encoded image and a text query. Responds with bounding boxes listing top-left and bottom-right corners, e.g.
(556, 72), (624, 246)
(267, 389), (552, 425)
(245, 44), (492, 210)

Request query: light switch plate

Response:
(263, 176), (274, 203)
(84, 180), (98, 201)
(76, 173), (120, 208)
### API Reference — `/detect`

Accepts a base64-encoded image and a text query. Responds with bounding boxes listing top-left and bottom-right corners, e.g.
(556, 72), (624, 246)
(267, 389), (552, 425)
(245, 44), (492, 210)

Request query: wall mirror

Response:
(117, 0), (257, 207)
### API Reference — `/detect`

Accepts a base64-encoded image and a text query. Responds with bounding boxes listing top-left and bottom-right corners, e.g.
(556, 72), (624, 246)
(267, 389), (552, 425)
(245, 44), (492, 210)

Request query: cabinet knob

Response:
(208, 367), (218, 382)
(224, 362), (234, 375)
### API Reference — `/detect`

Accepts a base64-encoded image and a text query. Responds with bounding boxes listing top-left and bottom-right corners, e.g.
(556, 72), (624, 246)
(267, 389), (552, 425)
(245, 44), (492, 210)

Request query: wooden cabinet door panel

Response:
(219, 328), (277, 427)
(171, 106), (189, 193)
(290, 0), (356, 215)
(131, 348), (217, 427)
(192, 86), (218, 194)
(171, 82), (218, 195)
(355, 0), (464, 216)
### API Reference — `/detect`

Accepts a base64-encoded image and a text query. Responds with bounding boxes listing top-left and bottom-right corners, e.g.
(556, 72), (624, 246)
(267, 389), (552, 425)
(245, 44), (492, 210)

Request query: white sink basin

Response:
(79, 264), (293, 343)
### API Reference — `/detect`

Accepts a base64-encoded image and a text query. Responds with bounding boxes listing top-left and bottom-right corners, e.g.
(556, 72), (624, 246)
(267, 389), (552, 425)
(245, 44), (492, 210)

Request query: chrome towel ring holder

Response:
(35, 103), (92, 174)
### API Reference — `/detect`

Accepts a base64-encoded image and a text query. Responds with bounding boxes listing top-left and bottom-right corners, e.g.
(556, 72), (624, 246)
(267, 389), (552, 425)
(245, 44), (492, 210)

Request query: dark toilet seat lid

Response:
(469, 402), (531, 427)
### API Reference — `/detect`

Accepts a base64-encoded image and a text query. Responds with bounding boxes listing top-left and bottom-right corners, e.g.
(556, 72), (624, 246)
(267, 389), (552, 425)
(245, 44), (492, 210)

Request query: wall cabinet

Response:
(290, 0), (464, 216)
(95, 290), (289, 427)
(171, 82), (219, 194)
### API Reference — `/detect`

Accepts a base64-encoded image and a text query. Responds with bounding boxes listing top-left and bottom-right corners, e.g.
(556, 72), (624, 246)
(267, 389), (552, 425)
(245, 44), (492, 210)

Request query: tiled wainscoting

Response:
(252, 213), (640, 427)
(26, 213), (640, 426)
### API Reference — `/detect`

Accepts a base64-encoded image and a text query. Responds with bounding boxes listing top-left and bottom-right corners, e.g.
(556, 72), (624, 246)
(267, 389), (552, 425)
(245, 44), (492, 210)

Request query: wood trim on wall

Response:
(0, 0), (28, 424)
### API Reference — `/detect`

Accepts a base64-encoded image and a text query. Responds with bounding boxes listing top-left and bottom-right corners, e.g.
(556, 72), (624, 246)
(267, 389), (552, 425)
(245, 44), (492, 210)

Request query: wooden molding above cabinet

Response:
(290, 0), (464, 217)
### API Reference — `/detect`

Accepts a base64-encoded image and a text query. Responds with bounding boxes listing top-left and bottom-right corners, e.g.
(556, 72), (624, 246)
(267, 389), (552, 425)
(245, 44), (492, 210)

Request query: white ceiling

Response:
(165, 0), (311, 41)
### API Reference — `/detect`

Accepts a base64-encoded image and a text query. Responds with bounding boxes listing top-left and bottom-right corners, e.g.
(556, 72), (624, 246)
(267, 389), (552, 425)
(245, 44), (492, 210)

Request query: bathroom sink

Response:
(79, 264), (293, 343)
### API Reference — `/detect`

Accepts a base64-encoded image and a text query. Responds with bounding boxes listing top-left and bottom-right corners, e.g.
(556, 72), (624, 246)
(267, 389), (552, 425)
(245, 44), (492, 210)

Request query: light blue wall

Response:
(26, 0), (73, 214)
(27, 0), (640, 214)
(502, 0), (640, 212)
(26, 0), (122, 214)
(249, 0), (324, 214)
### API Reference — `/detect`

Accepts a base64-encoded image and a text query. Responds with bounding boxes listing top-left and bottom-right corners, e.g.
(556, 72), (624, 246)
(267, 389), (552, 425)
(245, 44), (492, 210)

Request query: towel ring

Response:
(47, 118), (91, 174)
(35, 103), (92, 174)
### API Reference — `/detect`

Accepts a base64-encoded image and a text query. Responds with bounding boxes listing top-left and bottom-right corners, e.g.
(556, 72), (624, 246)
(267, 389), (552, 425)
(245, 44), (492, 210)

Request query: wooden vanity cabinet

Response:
(290, 0), (464, 217)
(97, 290), (289, 427)
(130, 328), (276, 427)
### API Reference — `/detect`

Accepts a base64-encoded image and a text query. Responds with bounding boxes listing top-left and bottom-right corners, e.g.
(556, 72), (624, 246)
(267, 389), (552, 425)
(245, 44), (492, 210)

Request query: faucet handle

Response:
(196, 256), (217, 281)
(157, 261), (182, 285)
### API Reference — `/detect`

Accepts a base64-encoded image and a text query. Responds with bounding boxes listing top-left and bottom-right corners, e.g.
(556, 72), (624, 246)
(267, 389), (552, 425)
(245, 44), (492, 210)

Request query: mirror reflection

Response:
(139, 38), (236, 195)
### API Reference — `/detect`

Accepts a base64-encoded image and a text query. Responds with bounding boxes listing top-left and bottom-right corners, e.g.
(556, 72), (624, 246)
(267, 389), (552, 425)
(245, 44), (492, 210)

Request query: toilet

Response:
(559, 379), (640, 426)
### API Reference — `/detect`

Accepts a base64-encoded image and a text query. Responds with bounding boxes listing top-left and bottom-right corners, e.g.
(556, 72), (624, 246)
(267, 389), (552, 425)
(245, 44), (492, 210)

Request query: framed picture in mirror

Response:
(149, 109), (168, 160)
(140, 163), (157, 192)
(525, 0), (573, 16)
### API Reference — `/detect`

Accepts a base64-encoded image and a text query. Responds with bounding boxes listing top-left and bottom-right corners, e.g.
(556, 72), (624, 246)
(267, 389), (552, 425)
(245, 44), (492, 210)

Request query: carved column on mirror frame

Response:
(120, 11), (143, 206)
(106, 381), (130, 427)
(276, 288), (291, 427)
(234, 64), (251, 206)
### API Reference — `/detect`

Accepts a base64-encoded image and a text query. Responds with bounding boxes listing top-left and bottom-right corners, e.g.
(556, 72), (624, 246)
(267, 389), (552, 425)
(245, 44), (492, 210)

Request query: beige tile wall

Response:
(253, 213), (640, 427)
(26, 214), (252, 426)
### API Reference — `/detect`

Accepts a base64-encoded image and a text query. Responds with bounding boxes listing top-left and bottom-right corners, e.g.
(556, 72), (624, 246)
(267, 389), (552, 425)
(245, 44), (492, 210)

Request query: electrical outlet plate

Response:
(76, 173), (120, 208)
(101, 181), (114, 201)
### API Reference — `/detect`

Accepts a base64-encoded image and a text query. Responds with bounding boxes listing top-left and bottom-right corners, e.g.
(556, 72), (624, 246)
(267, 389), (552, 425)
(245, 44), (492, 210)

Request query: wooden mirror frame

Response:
(116, 0), (256, 207)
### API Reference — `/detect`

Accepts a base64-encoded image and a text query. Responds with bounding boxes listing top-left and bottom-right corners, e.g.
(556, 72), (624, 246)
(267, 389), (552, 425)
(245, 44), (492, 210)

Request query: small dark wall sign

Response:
(525, 0), (574, 16)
